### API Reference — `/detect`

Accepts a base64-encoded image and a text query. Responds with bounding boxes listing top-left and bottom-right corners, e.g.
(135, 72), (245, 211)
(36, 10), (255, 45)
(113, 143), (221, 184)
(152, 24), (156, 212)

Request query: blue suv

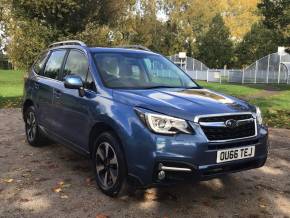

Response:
(23, 41), (268, 197)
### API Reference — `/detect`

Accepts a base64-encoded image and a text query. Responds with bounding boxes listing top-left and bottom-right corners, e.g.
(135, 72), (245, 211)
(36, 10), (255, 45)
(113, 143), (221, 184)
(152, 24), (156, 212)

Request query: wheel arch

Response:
(88, 121), (126, 160)
(22, 99), (34, 120)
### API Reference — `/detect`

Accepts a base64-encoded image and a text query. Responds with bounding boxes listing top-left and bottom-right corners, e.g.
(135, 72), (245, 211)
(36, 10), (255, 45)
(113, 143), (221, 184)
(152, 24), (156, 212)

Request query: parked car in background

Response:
(22, 41), (268, 197)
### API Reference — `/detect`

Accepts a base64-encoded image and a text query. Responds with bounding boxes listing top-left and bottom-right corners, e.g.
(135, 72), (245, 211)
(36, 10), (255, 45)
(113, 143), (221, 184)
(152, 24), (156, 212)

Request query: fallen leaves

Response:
(85, 177), (92, 183)
(52, 187), (62, 193)
(47, 164), (59, 169)
(60, 194), (69, 199)
(257, 196), (268, 209)
(20, 153), (34, 158)
(0, 97), (23, 109)
(96, 214), (109, 218)
(3, 178), (14, 183)
(30, 159), (40, 163)
(34, 177), (49, 182)
(202, 201), (211, 207)
(85, 177), (94, 186)
(52, 180), (71, 199)
(263, 109), (290, 129)
(19, 198), (30, 203)
(62, 183), (71, 188)
(21, 173), (31, 178)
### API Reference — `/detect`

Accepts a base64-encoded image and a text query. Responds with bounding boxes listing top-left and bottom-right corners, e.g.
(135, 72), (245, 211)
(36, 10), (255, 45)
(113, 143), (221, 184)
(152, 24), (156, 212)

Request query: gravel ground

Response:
(0, 108), (290, 218)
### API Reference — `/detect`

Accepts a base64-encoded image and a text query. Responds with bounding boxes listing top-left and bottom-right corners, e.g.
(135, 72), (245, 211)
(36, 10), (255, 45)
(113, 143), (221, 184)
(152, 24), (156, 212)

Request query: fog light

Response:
(158, 170), (166, 180)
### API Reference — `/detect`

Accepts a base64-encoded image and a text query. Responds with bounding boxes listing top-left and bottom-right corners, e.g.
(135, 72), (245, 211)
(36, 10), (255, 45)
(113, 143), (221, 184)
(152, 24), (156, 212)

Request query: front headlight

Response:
(135, 109), (192, 135)
(256, 106), (263, 125)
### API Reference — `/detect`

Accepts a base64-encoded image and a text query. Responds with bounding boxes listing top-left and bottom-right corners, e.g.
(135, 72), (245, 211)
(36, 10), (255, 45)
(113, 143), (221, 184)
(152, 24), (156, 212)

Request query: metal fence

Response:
(243, 52), (290, 84)
(169, 52), (290, 84)
(185, 69), (244, 83)
(168, 54), (209, 71)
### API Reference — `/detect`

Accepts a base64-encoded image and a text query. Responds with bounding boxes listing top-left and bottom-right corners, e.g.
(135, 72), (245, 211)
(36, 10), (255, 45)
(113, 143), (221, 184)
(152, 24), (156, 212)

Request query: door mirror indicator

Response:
(64, 75), (85, 97)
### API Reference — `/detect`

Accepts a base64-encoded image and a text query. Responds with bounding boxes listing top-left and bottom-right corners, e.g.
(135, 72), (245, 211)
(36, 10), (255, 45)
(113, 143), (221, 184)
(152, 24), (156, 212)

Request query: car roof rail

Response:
(116, 45), (151, 52)
(48, 40), (87, 48)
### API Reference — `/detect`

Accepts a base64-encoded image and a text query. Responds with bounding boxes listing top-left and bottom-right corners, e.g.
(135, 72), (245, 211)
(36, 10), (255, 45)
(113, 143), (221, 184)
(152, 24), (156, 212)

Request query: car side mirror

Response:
(64, 75), (85, 97)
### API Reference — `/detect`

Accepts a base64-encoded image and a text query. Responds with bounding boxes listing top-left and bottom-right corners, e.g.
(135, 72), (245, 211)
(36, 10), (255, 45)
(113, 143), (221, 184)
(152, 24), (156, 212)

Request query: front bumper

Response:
(126, 123), (269, 187)
(151, 154), (267, 186)
(152, 127), (268, 186)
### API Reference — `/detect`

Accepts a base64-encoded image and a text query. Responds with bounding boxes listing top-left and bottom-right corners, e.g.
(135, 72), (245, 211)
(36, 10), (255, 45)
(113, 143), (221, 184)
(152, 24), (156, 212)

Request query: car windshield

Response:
(93, 52), (199, 89)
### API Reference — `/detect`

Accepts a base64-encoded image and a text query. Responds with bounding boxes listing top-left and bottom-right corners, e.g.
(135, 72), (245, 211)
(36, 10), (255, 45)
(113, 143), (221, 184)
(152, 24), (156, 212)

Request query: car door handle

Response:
(54, 90), (62, 98)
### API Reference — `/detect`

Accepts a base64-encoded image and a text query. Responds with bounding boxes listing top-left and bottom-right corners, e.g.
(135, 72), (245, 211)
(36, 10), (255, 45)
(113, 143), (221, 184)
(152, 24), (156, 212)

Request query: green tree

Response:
(233, 0), (289, 68)
(124, 0), (169, 53)
(7, 20), (57, 69)
(162, 0), (260, 56)
(96, 0), (134, 26)
(258, 0), (290, 44)
(1, 0), (131, 68)
(0, 6), (6, 52)
(196, 14), (234, 69)
(10, 0), (101, 34)
(71, 0), (168, 54)
(235, 23), (282, 67)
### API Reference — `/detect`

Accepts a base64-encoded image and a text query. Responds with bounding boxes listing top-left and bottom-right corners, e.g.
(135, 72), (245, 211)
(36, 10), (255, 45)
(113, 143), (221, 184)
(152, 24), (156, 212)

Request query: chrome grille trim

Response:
(194, 112), (256, 123)
(199, 118), (255, 127)
(194, 113), (258, 142)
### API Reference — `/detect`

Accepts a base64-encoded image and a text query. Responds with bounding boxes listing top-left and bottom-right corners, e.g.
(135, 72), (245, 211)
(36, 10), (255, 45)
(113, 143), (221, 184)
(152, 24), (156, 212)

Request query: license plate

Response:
(216, 146), (255, 163)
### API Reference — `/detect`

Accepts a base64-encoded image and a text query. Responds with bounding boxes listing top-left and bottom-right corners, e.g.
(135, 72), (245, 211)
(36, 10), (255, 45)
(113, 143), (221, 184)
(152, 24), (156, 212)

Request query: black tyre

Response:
(92, 131), (128, 197)
(24, 106), (47, 146)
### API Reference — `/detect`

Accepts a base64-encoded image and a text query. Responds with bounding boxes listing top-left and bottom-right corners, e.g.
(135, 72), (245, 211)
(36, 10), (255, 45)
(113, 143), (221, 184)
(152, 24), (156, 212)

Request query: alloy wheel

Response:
(26, 111), (37, 142)
(95, 142), (119, 189)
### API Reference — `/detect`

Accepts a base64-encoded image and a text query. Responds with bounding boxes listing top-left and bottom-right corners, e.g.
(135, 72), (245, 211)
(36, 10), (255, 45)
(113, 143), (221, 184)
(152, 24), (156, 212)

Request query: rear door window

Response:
(43, 50), (66, 80)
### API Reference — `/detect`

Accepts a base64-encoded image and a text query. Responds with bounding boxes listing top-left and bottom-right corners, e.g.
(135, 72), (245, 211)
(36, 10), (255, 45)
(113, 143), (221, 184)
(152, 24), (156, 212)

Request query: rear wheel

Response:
(92, 131), (128, 197)
(24, 106), (47, 146)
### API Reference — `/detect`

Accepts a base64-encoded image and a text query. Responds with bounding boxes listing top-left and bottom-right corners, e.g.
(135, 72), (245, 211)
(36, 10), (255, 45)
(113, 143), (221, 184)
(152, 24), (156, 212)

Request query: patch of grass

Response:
(0, 70), (25, 108)
(198, 81), (266, 98)
(249, 90), (290, 129)
(198, 81), (290, 129)
(0, 96), (23, 108)
(198, 81), (290, 97)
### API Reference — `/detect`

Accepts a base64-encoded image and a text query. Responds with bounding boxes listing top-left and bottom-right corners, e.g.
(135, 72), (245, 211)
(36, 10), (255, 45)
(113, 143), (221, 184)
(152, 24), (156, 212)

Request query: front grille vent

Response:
(198, 114), (256, 141)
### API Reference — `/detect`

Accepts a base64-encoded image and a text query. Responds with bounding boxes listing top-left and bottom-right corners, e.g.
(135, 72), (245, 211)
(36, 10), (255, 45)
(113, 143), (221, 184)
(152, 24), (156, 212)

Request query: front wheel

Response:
(92, 131), (128, 197)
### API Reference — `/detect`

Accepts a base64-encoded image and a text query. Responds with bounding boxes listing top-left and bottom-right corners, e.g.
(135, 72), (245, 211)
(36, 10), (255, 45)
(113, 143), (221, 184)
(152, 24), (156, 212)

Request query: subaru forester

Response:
(22, 41), (268, 197)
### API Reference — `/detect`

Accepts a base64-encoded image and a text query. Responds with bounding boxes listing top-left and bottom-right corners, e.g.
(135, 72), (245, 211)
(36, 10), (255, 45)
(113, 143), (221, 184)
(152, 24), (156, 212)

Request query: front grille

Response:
(199, 114), (252, 122)
(199, 114), (256, 141)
